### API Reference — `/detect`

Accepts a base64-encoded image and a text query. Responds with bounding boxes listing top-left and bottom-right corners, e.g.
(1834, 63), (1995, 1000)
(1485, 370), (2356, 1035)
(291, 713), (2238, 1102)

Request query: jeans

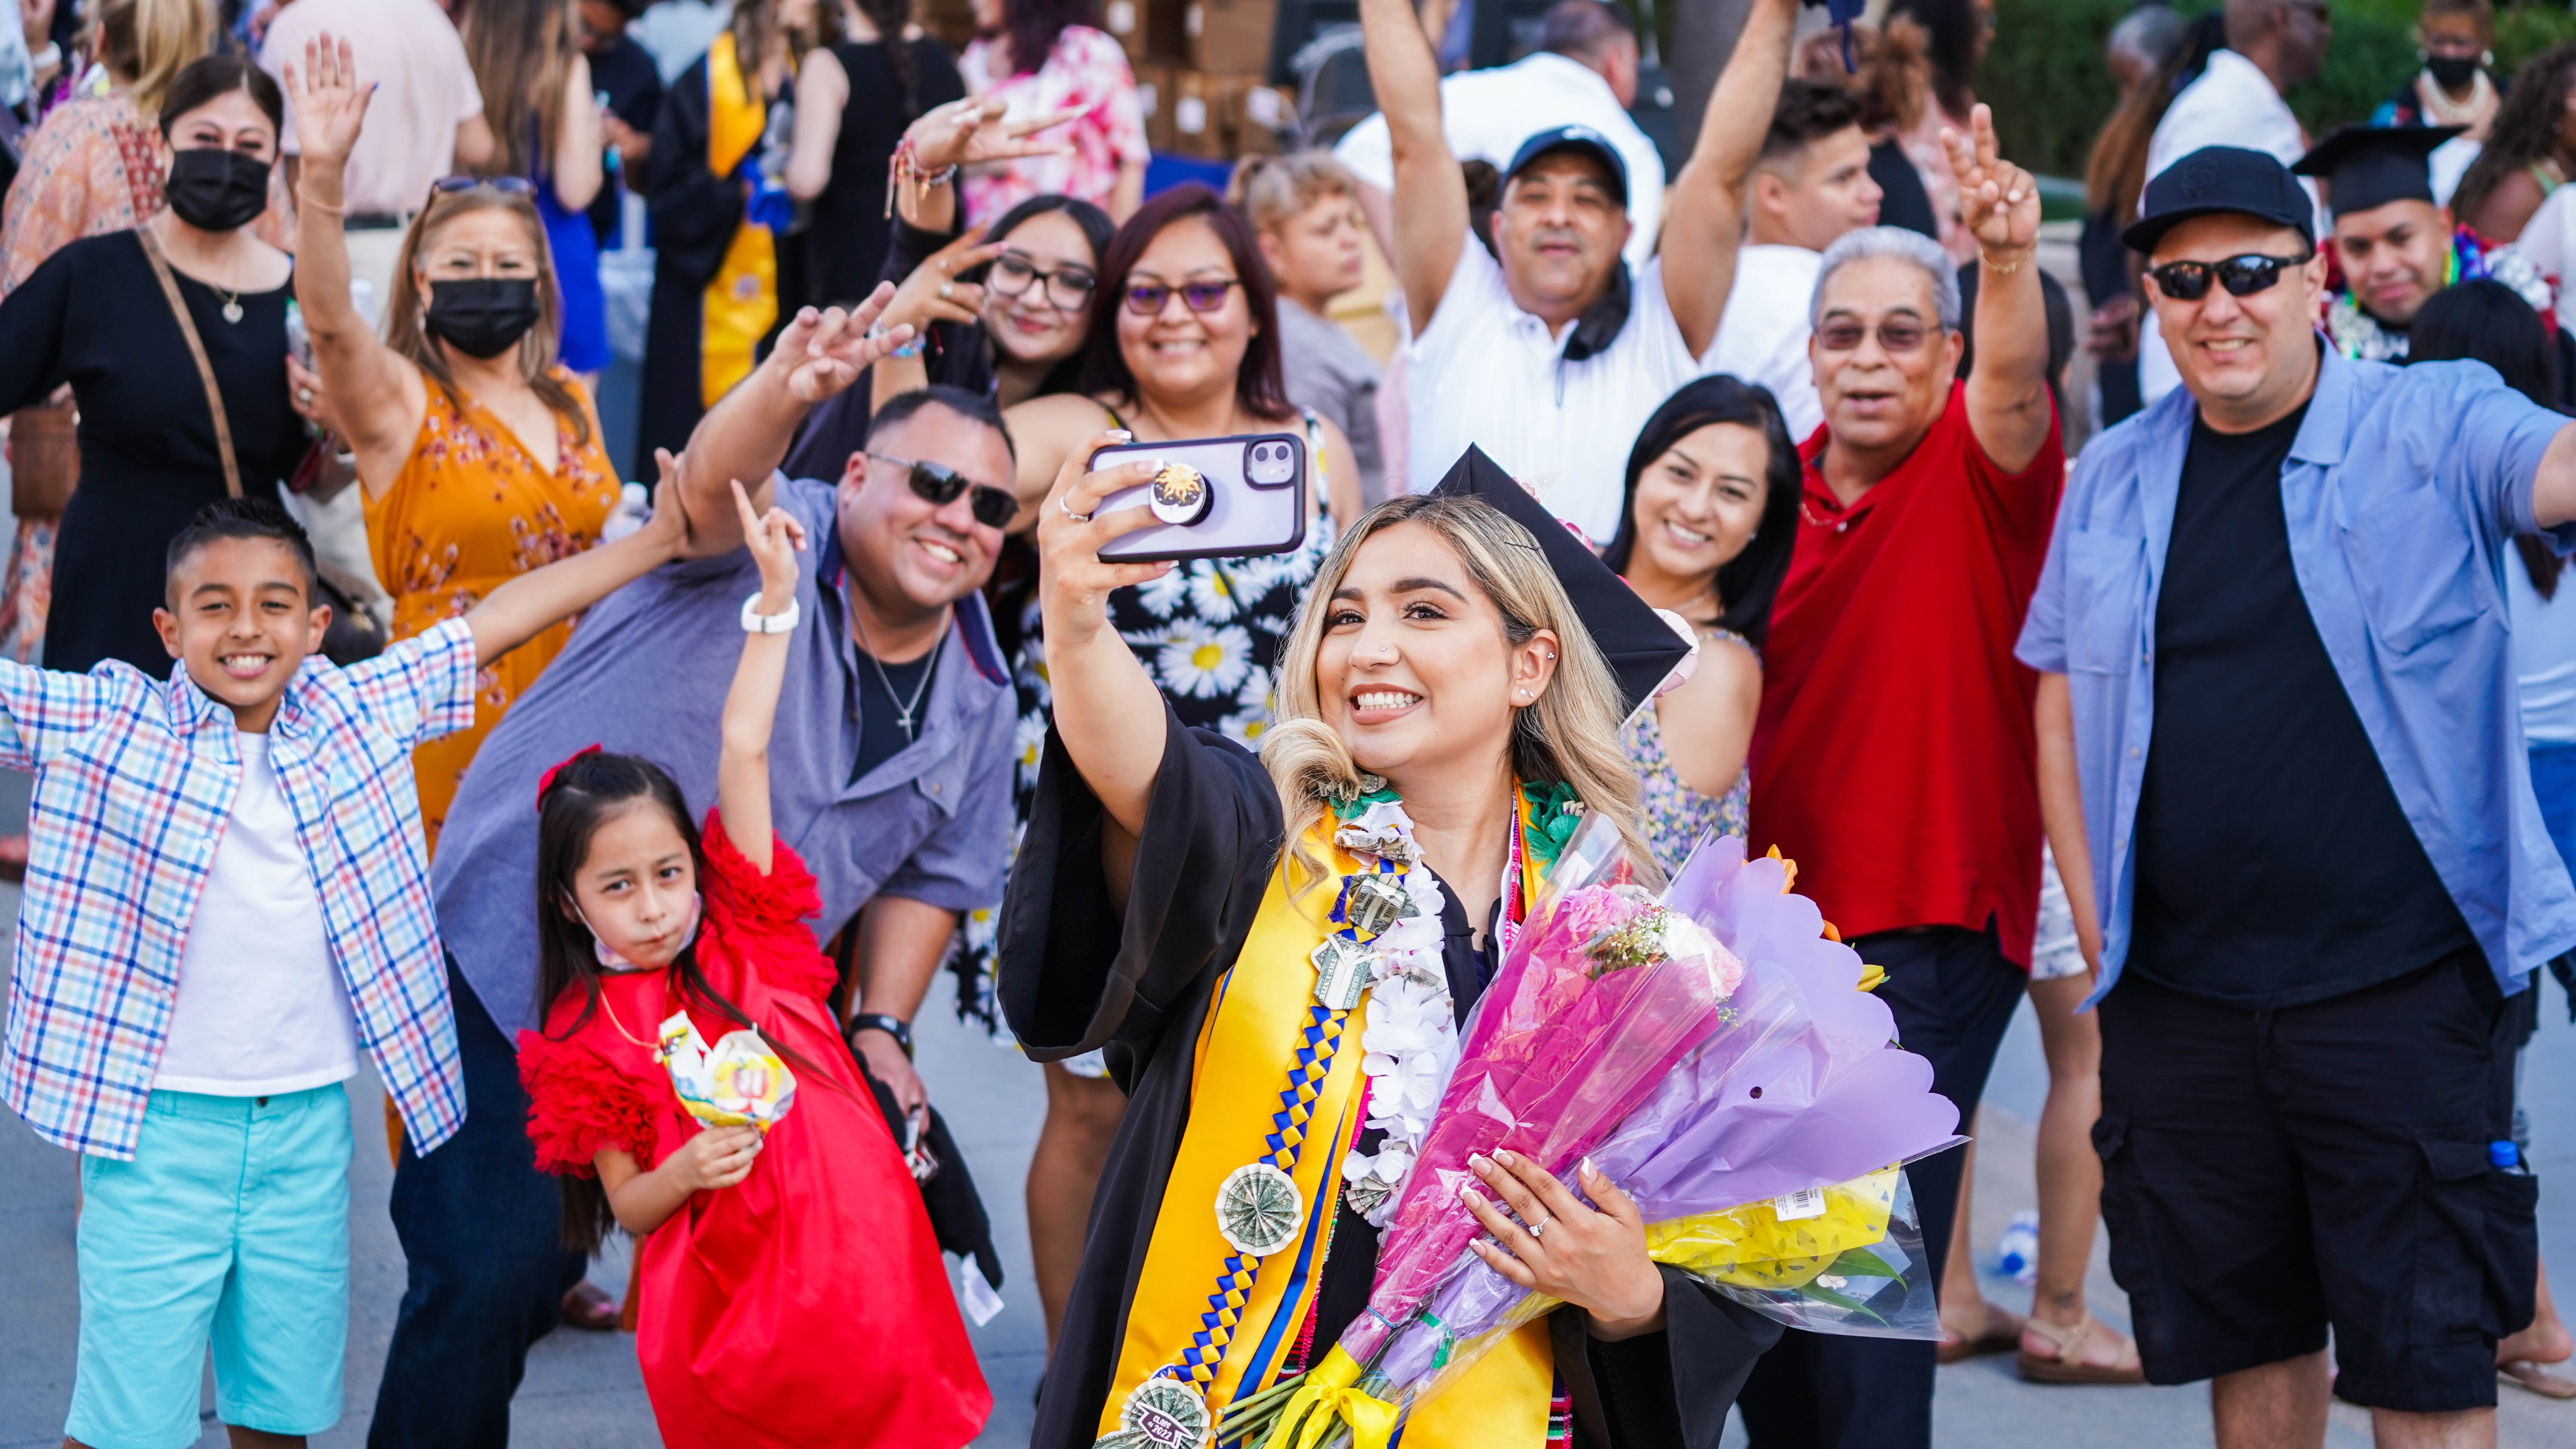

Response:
(369, 962), (586, 1449)
(1735, 922), (2027, 1449)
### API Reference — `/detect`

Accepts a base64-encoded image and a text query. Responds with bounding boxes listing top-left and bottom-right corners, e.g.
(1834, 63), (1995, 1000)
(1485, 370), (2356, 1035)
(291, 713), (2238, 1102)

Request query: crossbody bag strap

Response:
(137, 225), (242, 499)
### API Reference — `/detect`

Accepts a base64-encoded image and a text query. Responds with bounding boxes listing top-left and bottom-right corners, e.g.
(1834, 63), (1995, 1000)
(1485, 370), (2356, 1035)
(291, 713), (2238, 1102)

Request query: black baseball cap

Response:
(2292, 124), (2465, 219)
(2122, 146), (2316, 255)
(1502, 125), (1630, 208)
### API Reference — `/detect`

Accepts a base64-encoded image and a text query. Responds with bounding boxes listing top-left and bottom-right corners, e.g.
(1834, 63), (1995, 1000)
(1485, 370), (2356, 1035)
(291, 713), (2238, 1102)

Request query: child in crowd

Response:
(4, 486), (690, 1449)
(516, 483), (989, 1449)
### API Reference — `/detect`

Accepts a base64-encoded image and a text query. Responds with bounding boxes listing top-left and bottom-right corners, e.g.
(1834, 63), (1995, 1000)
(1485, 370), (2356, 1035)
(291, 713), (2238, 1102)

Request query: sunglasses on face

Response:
(2147, 252), (2311, 301)
(869, 453), (1015, 529)
(430, 174), (535, 198)
(1814, 316), (1939, 353)
(1123, 278), (1242, 316)
(987, 253), (1097, 310)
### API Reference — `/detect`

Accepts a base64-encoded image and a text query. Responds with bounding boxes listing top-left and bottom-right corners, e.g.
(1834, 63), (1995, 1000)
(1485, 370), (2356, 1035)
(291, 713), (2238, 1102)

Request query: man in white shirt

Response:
(2137, 0), (2331, 401)
(1704, 79), (1884, 442)
(1336, 0), (1665, 268)
(1361, 0), (1792, 544)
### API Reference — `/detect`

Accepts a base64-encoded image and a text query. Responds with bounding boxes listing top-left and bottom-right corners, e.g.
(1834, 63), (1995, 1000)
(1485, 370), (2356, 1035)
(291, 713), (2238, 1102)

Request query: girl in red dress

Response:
(515, 483), (990, 1449)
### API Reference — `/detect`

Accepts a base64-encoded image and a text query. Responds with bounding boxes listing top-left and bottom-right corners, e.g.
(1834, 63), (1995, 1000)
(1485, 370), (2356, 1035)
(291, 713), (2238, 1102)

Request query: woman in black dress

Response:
(999, 469), (1780, 1448)
(783, 0), (966, 310)
(0, 55), (310, 674)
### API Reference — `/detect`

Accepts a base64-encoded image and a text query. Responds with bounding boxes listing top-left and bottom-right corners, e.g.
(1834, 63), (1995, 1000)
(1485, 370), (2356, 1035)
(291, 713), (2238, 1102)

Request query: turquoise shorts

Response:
(69, 1084), (352, 1449)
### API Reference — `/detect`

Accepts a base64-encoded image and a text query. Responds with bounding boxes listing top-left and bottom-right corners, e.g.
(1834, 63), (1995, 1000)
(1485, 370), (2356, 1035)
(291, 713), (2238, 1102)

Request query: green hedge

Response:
(1981, 0), (2576, 185)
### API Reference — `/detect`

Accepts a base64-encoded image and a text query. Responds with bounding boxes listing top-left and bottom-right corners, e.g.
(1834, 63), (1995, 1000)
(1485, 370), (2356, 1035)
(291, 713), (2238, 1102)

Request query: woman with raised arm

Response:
(999, 461), (1782, 1448)
(288, 33), (623, 853)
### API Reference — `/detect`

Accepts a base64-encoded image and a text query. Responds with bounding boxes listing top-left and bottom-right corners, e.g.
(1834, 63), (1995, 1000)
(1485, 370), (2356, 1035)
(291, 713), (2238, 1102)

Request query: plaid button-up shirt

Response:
(1, 619), (477, 1159)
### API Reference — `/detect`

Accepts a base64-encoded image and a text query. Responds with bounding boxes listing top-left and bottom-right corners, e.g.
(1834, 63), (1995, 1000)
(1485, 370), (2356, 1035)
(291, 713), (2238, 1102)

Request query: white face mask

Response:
(578, 892), (704, 971)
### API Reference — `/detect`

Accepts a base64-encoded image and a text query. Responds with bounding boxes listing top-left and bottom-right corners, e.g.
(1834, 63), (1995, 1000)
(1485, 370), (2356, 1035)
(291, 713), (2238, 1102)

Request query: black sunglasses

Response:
(1123, 278), (1242, 316)
(429, 174), (535, 199)
(870, 453), (1015, 529)
(2148, 252), (2311, 301)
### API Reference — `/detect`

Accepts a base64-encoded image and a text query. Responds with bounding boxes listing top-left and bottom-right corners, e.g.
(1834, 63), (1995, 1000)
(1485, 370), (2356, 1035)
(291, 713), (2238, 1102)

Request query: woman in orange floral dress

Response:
(289, 33), (626, 851)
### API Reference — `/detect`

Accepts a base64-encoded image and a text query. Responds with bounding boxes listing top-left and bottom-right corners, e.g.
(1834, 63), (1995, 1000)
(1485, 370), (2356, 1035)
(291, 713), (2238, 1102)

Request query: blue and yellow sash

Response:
(700, 31), (781, 407)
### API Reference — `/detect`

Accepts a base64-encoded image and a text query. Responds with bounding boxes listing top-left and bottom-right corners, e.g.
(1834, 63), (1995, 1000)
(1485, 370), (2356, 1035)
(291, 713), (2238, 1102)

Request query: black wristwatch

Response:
(849, 1012), (914, 1060)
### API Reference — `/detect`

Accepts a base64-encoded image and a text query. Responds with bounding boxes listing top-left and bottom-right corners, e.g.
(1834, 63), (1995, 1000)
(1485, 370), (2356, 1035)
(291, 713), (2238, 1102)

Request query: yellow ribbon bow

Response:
(1263, 1346), (1400, 1449)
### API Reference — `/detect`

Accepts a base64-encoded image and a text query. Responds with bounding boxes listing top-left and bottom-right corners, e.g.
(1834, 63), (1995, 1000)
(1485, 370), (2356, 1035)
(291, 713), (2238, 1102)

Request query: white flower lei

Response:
(1325, 799), (1461, 1227)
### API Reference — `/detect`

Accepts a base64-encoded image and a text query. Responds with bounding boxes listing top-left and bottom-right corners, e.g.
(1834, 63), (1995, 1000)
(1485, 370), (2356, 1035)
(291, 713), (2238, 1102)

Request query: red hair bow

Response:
(534, 744), (603, 812)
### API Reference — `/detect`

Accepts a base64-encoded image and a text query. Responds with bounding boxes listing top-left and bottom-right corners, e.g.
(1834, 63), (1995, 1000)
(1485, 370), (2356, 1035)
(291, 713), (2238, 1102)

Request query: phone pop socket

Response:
(1148, 461), (1212, 526)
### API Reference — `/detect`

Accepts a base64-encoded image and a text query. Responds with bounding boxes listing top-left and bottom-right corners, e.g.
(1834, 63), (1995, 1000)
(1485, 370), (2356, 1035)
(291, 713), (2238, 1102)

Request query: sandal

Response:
(2501, 1360), (2576, 1400)
(1936, 1300), (2026, 1365)
(2017, 1311), (2145, 1385)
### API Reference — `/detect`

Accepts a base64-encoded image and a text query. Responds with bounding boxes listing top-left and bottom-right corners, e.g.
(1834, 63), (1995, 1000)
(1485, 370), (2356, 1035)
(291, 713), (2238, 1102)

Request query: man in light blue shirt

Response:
(2018, 145), (2576, 1446)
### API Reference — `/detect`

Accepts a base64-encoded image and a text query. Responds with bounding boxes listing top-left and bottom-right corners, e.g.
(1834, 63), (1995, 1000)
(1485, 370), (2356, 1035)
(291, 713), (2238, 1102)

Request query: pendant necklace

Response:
(214, 282), (243, 324)
(850, 601), (947, 738)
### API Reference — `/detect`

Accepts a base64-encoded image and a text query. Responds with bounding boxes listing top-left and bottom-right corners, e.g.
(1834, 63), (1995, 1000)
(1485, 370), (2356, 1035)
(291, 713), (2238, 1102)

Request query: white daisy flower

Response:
(1157, 622), (1255, 698)
(1188, 563), (1247, 622)
(1131, 562), (1192, 619)
(1013, 713), (1048, 792)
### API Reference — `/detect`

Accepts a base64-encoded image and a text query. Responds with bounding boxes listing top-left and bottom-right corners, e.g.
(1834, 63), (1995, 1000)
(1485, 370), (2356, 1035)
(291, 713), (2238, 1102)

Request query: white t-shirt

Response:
(261, 0), (484, 218)
(2138, 49), (2322, 404)
(1405, 240), (1699, 544)
(153, 732), (361, 1097)
(1703, 243), (1824, 442)
(2511, 548), (2576, 746)
(1333, 52), (1666, 269)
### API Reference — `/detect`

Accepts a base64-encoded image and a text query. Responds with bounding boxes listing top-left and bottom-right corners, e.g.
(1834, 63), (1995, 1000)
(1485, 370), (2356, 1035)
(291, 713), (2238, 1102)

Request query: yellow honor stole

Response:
(700, 30), (783, 408)
(1097, 792), (1558, 1448)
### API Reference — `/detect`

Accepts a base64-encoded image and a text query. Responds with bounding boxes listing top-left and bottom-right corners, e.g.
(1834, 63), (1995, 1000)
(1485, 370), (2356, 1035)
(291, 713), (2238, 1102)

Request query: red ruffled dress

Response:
(517, 814), (991, 1449)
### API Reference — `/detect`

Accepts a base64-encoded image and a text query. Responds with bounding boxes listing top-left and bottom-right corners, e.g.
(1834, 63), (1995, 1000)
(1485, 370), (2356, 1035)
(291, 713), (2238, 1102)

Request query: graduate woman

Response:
(999, 446), (1781, 1449)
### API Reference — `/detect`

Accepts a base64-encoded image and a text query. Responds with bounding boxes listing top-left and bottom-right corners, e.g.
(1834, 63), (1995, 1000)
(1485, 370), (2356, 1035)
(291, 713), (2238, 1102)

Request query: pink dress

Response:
(957, 25), (1147, 222)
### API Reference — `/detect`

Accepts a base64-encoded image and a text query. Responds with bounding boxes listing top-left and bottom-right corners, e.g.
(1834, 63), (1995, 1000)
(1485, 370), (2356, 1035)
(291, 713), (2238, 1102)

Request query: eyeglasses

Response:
(1814, 316), (1940, 353)
(429, 174), (535, 198)
(987, 253), (1097, 310)
(869, 453), (1016, 529)
(2147, 252), (2311, 301)
(1123, 278), (1242, 316)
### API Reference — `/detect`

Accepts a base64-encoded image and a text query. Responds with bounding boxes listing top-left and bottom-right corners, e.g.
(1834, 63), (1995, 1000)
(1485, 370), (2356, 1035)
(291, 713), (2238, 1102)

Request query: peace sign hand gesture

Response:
(904, 96), (1082, 173)
(1944, 103), (2040, 260)
(283, 33), (373, 173)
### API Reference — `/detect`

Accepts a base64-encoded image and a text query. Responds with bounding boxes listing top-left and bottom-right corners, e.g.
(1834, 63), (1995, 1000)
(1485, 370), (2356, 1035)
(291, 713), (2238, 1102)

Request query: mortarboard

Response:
(2292, 125), (2464, 219)
(1427, 446), (1692, 721)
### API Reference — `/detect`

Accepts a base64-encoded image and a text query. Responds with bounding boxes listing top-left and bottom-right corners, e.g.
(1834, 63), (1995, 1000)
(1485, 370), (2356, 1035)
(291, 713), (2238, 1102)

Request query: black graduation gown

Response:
(996, 705), (1783, 1449)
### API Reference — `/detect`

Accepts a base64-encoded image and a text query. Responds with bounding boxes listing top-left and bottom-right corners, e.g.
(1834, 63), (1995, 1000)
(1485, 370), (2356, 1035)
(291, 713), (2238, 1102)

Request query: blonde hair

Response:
(1260, 495), (1663, 898)
(384, 185), (594, 448)
(1229, 151), (1360, 234)
(92, 0), (213, 118)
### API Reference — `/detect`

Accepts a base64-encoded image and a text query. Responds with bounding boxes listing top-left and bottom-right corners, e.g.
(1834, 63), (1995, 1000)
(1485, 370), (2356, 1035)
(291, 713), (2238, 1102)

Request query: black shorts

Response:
(2094, 953), (2537, 1413)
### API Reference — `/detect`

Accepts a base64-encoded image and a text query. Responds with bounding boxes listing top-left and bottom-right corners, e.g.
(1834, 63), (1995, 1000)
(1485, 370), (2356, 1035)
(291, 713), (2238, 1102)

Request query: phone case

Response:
(1090, 432), (1308, 563)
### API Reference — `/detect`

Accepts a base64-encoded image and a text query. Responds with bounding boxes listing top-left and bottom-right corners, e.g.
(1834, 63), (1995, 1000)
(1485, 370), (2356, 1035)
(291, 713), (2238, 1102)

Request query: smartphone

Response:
(1091, 432), (1308, 563)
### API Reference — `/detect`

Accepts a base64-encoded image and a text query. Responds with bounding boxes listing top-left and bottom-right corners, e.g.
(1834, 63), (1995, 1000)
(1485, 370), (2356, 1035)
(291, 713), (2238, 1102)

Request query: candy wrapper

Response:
(657, 1010), (798, 1133)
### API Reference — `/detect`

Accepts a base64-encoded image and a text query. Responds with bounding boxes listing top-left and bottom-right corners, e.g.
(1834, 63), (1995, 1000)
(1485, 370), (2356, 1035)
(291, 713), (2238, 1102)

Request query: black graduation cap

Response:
(2292, 125), (2464, 219)
(1428, 446), (1693, 720)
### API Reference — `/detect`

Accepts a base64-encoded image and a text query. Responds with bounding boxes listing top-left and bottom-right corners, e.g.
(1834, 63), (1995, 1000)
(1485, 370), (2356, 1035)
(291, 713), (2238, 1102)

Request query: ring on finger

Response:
(1525, 1213), (1551, 1239)
(939, 281), (955, 299)
(1060, 494), (1092, 523)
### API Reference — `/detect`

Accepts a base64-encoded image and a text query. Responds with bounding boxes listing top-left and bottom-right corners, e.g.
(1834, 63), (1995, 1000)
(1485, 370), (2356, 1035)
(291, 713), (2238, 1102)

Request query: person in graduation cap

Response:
(2295, 122), (2553, 364)
(996, 443), (1780, 1449)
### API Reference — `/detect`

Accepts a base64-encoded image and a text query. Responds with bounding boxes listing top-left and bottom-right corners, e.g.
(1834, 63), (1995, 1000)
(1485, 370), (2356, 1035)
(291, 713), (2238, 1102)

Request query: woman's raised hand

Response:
(283, 33), (373, 172)
(730, 476), (808, 611)
(1463, 1151), (1668, 1340)
(1035, 431), (1173, 643)
(881, 228), (1006, 336)
(639, 448), (698, 561)
(905, 95), (1082, 172)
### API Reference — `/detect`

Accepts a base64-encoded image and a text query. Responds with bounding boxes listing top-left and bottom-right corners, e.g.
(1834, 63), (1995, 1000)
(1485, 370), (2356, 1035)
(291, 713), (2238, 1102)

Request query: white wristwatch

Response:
(740, 592), (801, 634)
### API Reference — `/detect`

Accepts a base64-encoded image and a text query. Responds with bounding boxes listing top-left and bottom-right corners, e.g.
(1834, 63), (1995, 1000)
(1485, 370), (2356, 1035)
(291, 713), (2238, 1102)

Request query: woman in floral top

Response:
(958, 0), (1147, 223)
(1600, 377), (1802, 875)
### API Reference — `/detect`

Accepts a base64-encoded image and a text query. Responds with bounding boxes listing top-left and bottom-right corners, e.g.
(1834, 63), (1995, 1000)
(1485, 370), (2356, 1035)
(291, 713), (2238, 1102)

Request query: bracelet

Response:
(295, 186), (347, 217)
(30, 41), (58, 71)
(740, 591), (801, 634)
(882, 137), (958, 219)
(850, 1012), (914, 1059)
(867, 322), (927, 359)
(1980, 246), (2033, 275)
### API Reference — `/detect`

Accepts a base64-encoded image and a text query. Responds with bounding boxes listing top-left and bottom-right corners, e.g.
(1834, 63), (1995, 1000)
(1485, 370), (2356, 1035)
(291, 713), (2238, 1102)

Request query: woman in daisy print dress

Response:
(972, 183), (1362, 1349)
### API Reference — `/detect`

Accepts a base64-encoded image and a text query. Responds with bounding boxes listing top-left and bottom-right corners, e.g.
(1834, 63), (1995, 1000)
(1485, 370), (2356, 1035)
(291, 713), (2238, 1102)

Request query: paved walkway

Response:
(5, 893), (2575, 1447)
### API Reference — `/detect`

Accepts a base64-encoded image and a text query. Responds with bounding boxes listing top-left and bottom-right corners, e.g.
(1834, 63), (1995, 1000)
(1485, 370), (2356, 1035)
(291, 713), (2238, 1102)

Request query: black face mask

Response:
(164, 148), (272, 233)
(424, 278), (541, 359)
(2426, 52), (2482, 91)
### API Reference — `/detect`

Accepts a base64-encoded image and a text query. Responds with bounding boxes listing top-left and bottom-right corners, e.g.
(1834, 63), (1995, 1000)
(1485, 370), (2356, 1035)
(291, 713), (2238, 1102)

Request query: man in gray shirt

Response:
(372, 309), (1017, 1447)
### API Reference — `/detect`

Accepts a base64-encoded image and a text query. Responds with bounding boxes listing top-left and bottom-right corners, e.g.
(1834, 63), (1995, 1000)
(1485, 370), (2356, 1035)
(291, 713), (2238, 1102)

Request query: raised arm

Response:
(285, 33), (430, 500)
(2531, 424), (2576, 530)
(462, 457), (693, 662)
(717, 479), (804, 873)
(891, 97), (1079, 235)
(1952, 104), (2052, 475)
(1034, 431), (1183, 895)
(1358, 0), (1466, 335)
(675, 290), (908, 552)
(869, 228), (1006, 410)
(1660, 0), (1797, 358)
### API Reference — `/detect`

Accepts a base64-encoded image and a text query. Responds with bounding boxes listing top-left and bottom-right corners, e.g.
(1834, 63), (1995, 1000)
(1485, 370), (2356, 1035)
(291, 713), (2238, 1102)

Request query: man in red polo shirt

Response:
(1738, 109), (2063, 1448)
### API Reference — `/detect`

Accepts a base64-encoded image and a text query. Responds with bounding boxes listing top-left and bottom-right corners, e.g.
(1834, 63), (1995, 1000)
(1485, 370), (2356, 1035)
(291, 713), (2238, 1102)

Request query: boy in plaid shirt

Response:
(4, 489), (690, 1449)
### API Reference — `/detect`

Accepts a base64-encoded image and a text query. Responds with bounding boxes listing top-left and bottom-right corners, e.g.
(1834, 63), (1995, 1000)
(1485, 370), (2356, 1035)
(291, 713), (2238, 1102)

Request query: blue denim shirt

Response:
(2016, 349), (2576, 1003)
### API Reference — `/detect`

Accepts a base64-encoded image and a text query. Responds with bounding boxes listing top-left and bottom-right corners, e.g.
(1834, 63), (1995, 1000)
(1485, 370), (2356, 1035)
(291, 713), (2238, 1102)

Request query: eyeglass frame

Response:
(2145, 251), (2314, 303)
(1811, 313), (1947, 354)
(1121, 277), (1244, 317)
(867, 452), (1017, 530)
(986, 251), (1099, 311)
(428, 174), (536, 200)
